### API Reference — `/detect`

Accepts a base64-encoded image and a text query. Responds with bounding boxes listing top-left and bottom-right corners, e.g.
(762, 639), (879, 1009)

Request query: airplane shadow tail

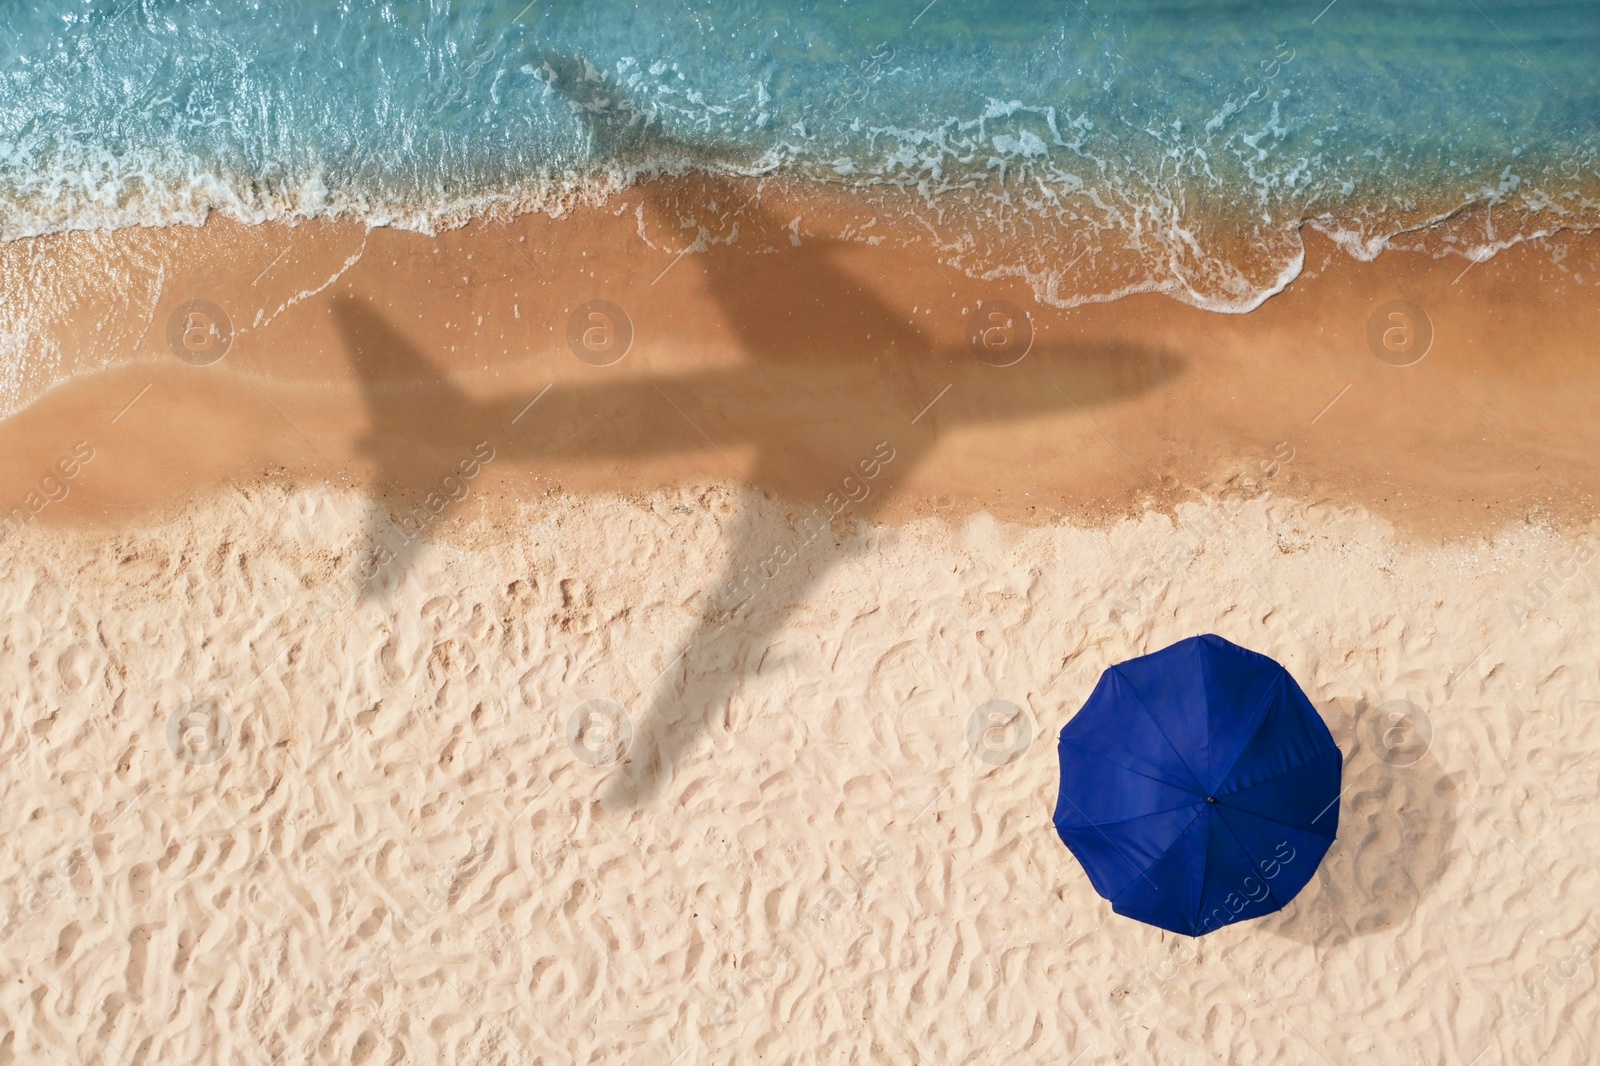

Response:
(330, 295), (505, 606)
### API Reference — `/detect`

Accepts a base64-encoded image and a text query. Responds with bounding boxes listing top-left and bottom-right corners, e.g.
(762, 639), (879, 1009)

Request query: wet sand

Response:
(2, 176), (1598, 544)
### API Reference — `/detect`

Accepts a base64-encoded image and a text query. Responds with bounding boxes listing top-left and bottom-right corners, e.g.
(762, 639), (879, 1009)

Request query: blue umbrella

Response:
(1053, 634), (1341, 935)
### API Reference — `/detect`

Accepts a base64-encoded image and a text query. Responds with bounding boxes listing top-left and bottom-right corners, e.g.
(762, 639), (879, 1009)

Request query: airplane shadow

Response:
(333, 57), (1188, 808)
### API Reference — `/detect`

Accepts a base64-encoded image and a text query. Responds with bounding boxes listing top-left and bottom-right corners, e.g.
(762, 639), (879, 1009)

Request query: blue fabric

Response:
(1054, 634), (1341, 936)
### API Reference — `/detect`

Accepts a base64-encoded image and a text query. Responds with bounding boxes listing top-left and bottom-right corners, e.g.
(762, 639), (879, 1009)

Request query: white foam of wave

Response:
(1, 108), (1595, 323)
(248, 236), (371, 334)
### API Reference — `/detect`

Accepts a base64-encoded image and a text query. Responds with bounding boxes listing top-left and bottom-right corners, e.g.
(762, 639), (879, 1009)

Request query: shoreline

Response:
(1, 176), (1598, 545)
(3, 147), (1593, 306)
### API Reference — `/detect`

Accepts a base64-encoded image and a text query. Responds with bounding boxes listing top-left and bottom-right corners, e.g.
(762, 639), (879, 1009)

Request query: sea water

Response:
(1, 0), (1595, 310)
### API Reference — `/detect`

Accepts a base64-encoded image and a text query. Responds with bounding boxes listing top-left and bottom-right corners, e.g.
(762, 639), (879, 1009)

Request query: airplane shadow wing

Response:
(601, 431), (931, 809)
(599, 336), (1185, 809)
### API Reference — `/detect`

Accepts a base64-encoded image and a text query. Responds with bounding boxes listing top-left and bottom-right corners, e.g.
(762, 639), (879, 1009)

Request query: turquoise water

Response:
(2, 0), (1596, 308)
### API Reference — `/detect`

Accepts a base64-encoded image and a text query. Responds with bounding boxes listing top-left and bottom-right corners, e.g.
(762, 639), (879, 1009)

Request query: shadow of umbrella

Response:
(1265, 697), (1460, 947)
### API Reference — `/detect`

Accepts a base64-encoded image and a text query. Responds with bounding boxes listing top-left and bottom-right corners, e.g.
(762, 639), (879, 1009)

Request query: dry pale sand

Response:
(1, 190), (1599, 1064)
(1, 484), (1597, 1064)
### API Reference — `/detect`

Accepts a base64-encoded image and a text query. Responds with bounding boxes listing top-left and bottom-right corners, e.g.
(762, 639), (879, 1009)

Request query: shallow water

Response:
(2, 1), (1597, 309)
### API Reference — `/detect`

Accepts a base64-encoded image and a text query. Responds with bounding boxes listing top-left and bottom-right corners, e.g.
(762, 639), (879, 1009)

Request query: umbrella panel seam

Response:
(1209, 807), (1292, 917)
(1215, 793), (1339, 841)
(1188, 809), (1210, 937)
(1206, 672), (1290, 794)
(1215, 744), (1341, 809)
(1109, 805), (1209, 914)
(1054, 799), (1206, 835)
(1059, 736), (1204, 798)
(1056, 789), (1184, 899)
(1108, 664), (1207, 793)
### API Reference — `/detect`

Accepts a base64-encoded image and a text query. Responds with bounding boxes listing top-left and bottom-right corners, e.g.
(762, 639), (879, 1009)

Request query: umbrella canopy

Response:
(1054, 634), (1341, 936)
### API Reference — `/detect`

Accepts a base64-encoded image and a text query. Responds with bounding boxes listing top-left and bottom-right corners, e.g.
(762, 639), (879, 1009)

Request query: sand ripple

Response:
(0, 486), (1597, 1063)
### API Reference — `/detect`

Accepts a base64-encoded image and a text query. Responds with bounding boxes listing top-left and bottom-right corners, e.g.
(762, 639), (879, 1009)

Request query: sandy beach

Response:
(1, 181), (1599, 1064)
(4, 178), (1599, 540)
(3, 480), (1599, 1063)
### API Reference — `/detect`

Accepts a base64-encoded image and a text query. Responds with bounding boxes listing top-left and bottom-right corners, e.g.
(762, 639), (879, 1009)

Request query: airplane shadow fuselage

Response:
(337, 85), (1184, 808)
